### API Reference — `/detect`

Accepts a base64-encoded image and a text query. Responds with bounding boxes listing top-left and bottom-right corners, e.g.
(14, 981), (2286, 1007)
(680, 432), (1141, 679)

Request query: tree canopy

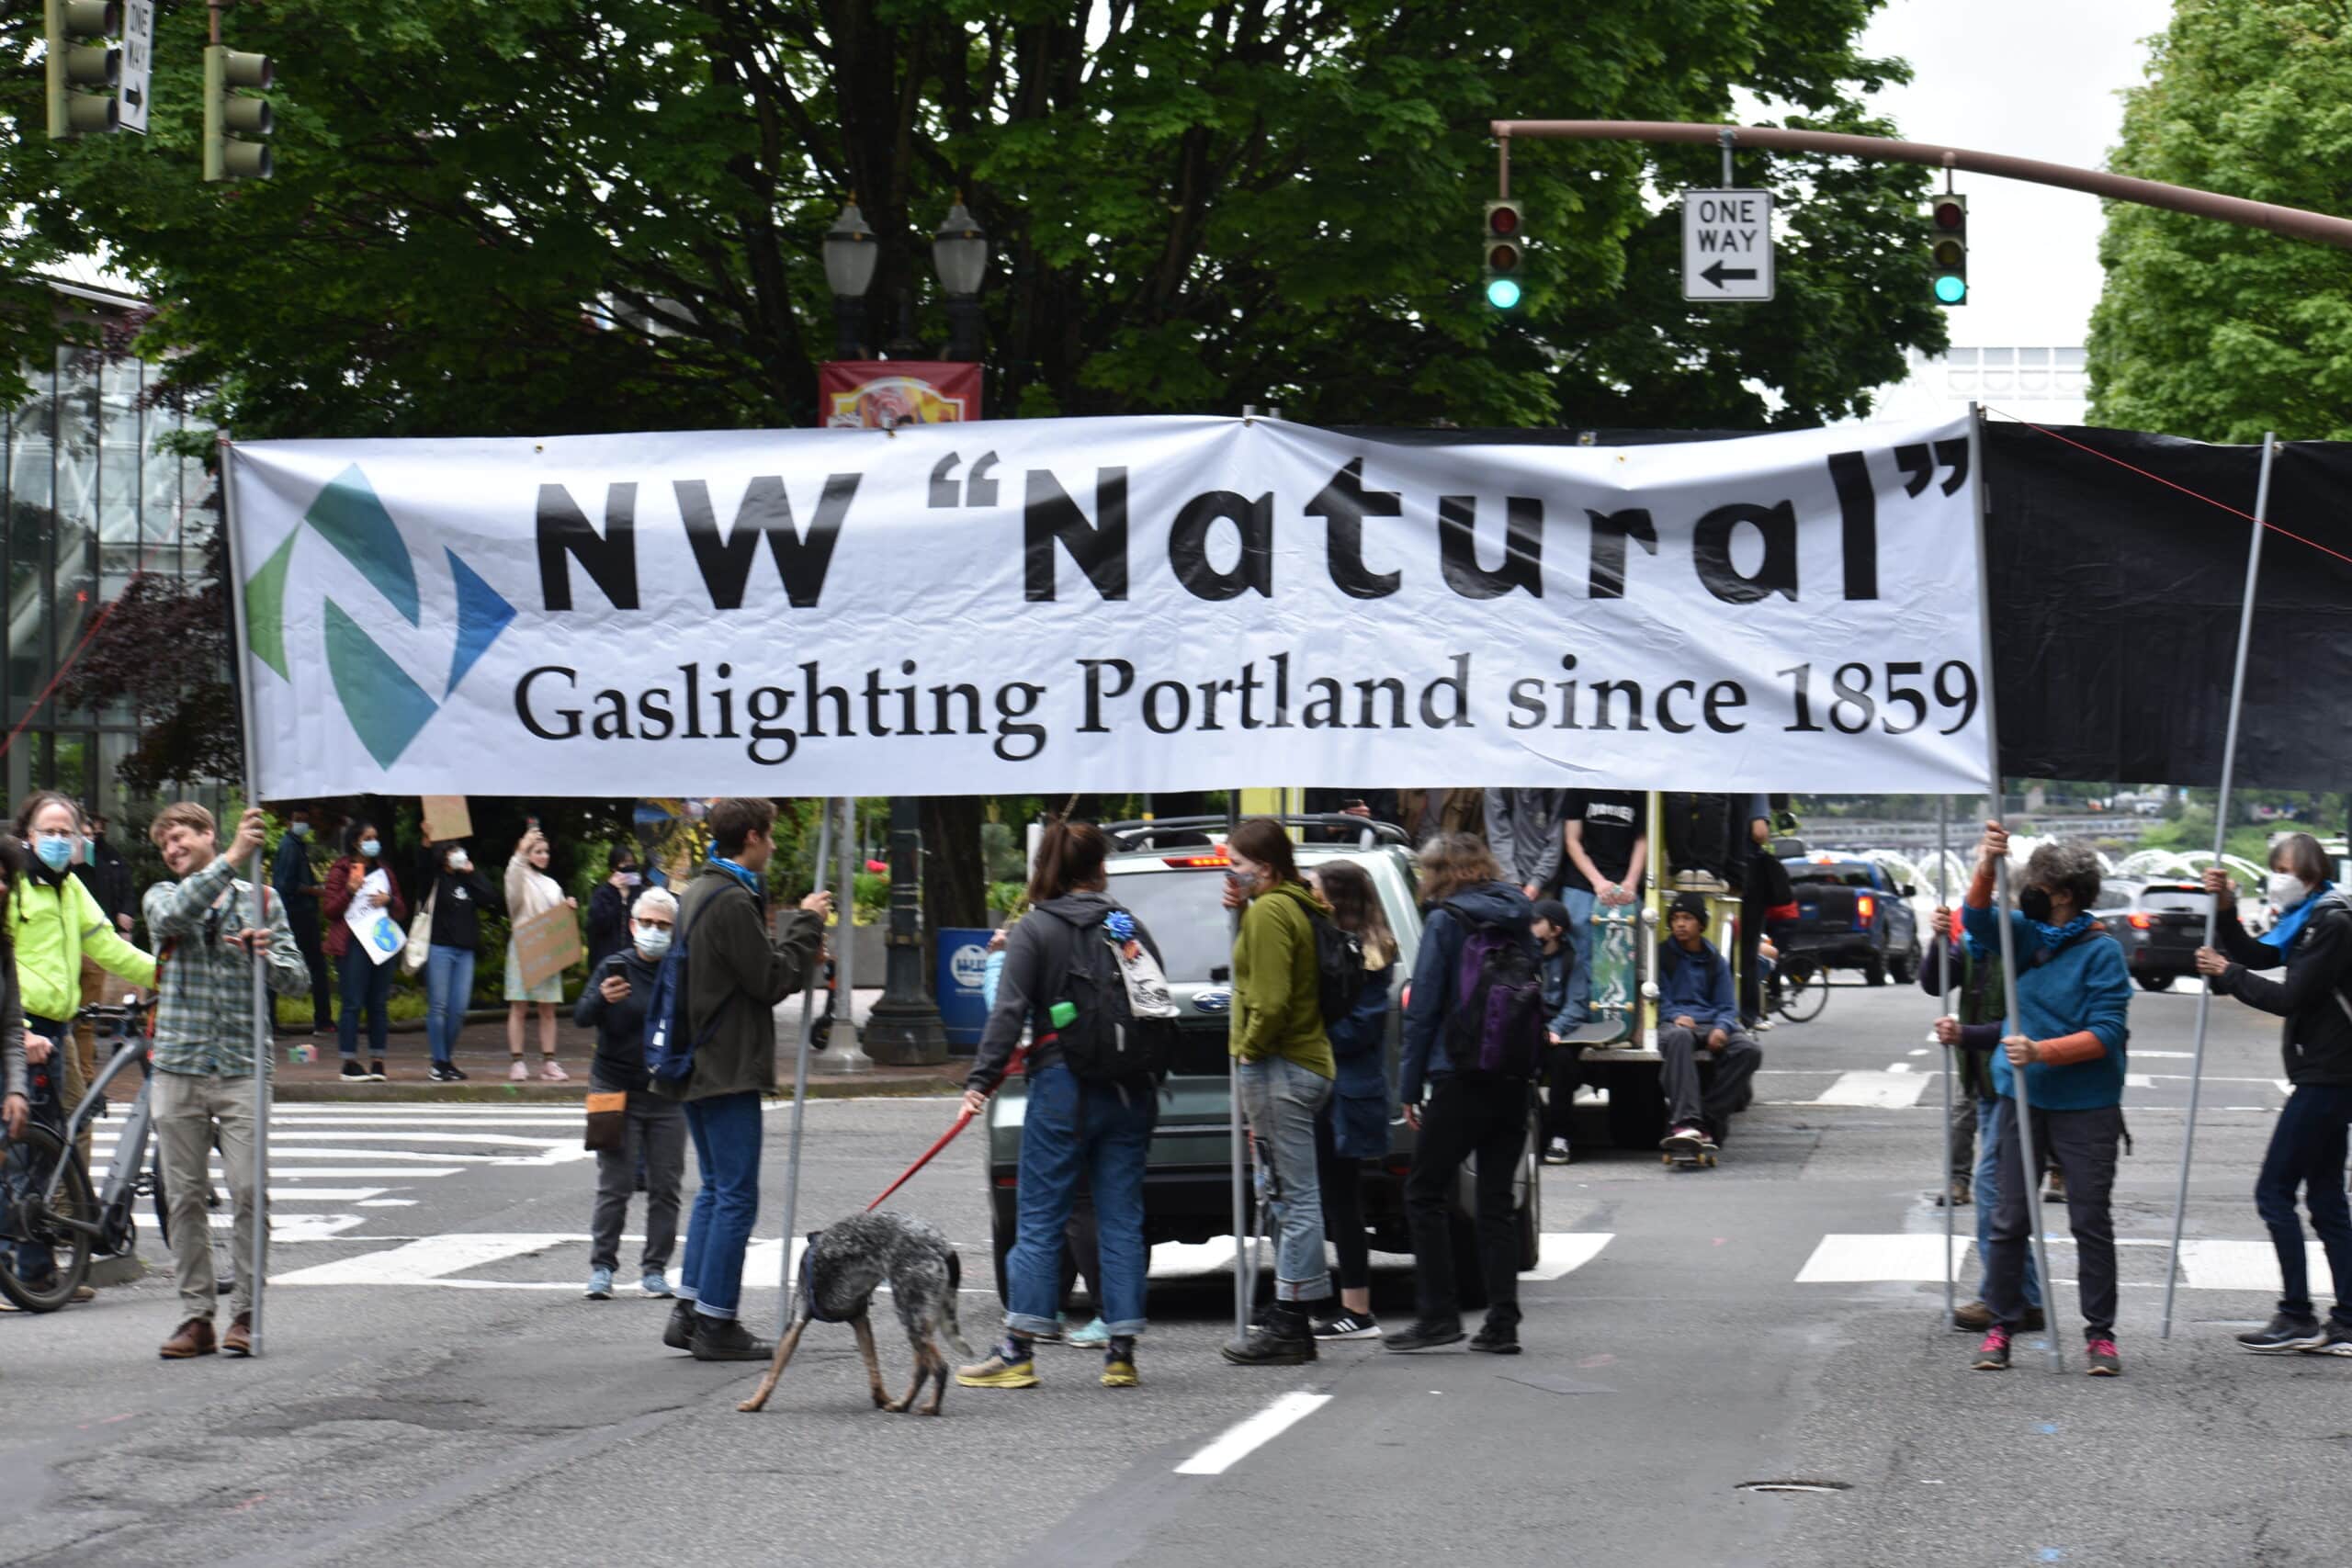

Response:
(2087, 0), (2352, 442)
(3, 0), (1948, 437)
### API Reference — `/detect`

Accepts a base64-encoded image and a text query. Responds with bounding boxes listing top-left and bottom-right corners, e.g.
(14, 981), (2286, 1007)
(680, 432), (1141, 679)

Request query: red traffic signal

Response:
(1932, 197), (1965, 231)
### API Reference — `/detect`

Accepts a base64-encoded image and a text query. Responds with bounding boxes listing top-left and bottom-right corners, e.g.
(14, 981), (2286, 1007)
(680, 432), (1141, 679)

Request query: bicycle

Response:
(0, 1001), (175, 1313)
(1769, 956), (1831, 1025)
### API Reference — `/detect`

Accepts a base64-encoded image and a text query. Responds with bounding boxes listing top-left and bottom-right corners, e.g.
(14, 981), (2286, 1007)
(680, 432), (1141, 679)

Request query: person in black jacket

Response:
(270, 807), (334, 1035)
(576, 886), (687, 1303)
(2197, 834), (2352, 1355)
(417, 832), (503, 1083)
(585, 845), (644, 974)
(72, 806), (136, 934)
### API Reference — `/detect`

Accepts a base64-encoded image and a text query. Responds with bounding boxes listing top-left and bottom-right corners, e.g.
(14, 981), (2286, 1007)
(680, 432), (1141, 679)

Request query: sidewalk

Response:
(273, 988), (967, 1102)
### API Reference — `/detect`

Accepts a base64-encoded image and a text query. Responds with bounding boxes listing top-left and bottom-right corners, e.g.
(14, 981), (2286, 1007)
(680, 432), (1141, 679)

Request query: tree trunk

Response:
(921, 795), (989, 976)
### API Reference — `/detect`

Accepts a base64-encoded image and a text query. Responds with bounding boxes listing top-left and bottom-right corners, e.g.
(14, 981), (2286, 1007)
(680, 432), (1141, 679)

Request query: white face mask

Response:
(447, 850), (471, 873)
(634, 924), (673, 958)
(2268, 873), (2312, 911)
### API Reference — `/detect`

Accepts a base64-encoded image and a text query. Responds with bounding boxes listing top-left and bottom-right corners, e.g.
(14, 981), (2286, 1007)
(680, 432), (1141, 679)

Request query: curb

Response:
(274, 1074), (960, 1104)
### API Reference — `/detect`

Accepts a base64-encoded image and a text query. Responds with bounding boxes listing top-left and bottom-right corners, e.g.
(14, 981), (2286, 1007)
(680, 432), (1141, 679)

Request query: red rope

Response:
(0, 574), (142, 762)
(1986, 408), (2352, 570)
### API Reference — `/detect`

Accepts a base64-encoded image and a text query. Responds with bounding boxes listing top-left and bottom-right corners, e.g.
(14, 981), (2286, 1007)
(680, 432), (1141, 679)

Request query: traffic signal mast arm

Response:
(1489, 120), (2352, 253)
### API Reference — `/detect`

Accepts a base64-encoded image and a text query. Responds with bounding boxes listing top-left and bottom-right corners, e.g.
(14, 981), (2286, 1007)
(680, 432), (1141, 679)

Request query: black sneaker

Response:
(2237, 1312), (2327, 1354)
(1384, 1319), (1466, 1353)
(688, 1314), (775, 1362)
(1222, 1309), (1316, 1366)
(367, 1059), (387, 1082)
(2298, 1321), (2352, 1357)
(339, 1059), (369, 1082)
(662, 1299), (697, 1350)
(428, 1062), (468, 1083)
(1468, 1321), (1521, 1355)
(1311, 1309), (1382, 1341)
(1543, 1137), (1574, 1167)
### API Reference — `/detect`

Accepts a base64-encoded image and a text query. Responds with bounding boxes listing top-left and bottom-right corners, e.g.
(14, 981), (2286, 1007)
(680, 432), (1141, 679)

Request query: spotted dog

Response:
(736, 1211), (975, 1416)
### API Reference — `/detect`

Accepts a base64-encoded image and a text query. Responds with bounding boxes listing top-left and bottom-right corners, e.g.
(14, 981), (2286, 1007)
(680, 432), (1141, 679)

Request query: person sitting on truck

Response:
(1532, 897), (1579, 1165)
(1656, 893), (1763, 1156)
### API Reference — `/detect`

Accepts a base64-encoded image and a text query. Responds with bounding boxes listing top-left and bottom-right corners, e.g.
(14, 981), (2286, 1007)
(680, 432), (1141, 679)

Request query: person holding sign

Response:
(505, 828), (578, 1082)
(418, 831), (503, 1084)
(321, 820), (406, 1083)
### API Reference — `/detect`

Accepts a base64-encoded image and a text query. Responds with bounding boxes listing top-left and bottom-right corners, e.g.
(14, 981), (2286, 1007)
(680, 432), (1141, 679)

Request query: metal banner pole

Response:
(2161, 432), (2276, 1340)
(777, 798), (837, 1314)
(1968, 404), (2062, 1371)
(1938, 796), (1957, 1324)
(1227, 795), (1249, 1340)
(216, 435), (271, 1357)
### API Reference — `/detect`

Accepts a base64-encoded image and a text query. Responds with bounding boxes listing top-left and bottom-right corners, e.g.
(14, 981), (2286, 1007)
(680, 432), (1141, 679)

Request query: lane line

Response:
(1174, 1392), (1333, 1476)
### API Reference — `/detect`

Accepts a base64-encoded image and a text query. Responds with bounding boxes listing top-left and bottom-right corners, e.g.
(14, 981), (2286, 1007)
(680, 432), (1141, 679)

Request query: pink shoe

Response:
(509, 1059), (528, 1082)
(539, 1059), (568, 1082)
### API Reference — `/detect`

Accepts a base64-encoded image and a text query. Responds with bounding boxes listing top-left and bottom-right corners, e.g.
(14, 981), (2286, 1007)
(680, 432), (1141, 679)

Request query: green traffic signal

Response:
(1934, 275), (1967, 305)
(1929, 194), (1967, 307)
(1485, 276), (1523, 310)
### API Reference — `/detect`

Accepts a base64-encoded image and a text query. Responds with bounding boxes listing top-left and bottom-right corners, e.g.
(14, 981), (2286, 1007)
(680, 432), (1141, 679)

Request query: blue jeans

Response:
(424, 944), (475, 1065)
(338, 950), (393, 1059)
(1976, 1095), (2042, 1308)
(1559, 887), (1599, 1024)
(677, 1090), (763, 1319)
(1235, 1055), (1334, 1303)
(2254, 1082), (2352, 1325)
(1006, 1063), (1153, 1338)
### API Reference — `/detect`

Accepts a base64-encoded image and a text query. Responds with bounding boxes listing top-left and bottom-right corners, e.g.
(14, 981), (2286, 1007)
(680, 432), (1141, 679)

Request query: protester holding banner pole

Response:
(504, 828), (576, 1081)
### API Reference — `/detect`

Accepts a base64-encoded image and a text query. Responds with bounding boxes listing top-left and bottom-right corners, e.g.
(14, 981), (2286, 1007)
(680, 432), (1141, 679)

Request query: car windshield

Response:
(2142, 885), (2211, 913)
(1788, 860), (1876, 888)
(2095, 882), (2143, 910)
(1105, 867), (1240, 983)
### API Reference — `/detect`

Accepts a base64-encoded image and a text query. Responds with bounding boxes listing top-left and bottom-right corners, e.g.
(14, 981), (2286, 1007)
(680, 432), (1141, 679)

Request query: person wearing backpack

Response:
(1390, 832), (1542, 1355)
(958, 820), (1166, 1392)
(2195, 834), (2352, 1356)
(1655, 893), (1764, 1157)
(576, 886), (686, 1303)
(653, 798), (830, 1363)
(1218, 818), (1340, 1365)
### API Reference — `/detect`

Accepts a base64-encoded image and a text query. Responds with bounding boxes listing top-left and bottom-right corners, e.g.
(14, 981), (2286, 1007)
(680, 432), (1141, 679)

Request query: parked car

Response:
(2093, 878), (2211, 992)
(1775, 851), (1921, 986)
(980, 815), (1542, 1307)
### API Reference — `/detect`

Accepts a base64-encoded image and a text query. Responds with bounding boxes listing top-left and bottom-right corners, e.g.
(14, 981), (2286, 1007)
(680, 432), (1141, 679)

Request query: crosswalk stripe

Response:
(1812, 1071), (1930, 1109)
(273, 1233), (576, 1285)
(1796, 1233), (2330, 1292)
(1796, 1234), (1969, 1282)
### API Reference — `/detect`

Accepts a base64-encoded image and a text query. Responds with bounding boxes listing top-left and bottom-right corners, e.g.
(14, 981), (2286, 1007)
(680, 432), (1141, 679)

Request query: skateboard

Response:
(1580, 898), (1642, 1045)
(1660, 1127), (1718, 1170)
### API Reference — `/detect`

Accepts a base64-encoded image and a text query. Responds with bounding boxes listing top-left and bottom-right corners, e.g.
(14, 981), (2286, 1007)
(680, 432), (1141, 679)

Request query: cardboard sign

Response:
(511, 903), (582, 991)
(421, 795), (473, 842)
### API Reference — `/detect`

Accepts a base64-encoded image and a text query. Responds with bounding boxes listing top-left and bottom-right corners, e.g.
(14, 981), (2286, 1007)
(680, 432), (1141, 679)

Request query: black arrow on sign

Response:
(126, 88), (143, 108)
(1702, 259), (1758, 288)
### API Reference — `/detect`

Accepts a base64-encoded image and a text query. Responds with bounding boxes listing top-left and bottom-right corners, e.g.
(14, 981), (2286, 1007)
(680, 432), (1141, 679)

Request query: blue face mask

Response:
(33, 833), (74, 873)
(290, 822), (311, 840)
(359, 839), (380, 859)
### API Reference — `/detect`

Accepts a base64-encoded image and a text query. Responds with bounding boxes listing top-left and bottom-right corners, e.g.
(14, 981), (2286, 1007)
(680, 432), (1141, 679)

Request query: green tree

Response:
(2087, 1), (2352, 441)
(4, 0), (1943, 437)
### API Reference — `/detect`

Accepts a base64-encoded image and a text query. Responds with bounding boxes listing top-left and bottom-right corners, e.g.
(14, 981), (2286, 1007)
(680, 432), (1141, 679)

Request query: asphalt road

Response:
(1, 976), (2339, 1568)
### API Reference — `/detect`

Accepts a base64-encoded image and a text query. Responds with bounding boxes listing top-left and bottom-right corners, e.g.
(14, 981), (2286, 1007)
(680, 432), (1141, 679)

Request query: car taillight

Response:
(1399, 983), (1411, 1010)
(993, 1175), (1018, 1188)
(1855, 894), (1875, 926)
(2129, 913), (2153, 930)
(1164, 854), (1229, 868)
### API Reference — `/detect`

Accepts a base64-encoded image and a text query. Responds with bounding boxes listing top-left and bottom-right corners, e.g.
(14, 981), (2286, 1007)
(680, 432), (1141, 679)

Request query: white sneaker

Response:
(508, 1059), (528, 1082)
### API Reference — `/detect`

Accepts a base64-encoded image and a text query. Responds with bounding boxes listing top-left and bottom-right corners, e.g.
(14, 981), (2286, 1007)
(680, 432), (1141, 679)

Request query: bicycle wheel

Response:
(1778, 965), (1830, 1024)
(0, 1122), (97, 1313)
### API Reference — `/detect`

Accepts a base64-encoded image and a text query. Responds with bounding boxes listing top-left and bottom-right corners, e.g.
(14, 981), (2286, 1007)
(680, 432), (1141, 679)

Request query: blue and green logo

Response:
(243, 465), (515, 767)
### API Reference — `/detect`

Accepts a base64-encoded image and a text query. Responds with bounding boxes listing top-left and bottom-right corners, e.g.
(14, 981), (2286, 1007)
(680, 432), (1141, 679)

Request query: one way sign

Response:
(1681, 188), (1773, 302)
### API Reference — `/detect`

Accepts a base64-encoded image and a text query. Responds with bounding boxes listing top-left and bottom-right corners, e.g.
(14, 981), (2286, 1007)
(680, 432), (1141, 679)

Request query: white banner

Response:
(225, 414), (1988, 798)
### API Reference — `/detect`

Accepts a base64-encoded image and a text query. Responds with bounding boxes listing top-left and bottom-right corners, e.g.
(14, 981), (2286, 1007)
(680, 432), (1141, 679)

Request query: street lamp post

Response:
(822, 198), (878, 359)
(861, 197), (991, 1067)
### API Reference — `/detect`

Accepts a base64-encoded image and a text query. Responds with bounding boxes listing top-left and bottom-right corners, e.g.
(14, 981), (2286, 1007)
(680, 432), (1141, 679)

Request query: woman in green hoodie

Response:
(1220, 818), (1336, 1366)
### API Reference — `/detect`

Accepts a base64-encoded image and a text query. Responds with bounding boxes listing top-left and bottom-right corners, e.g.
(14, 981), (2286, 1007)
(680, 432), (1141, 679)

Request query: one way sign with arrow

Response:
(1681, 188), (1774, 302)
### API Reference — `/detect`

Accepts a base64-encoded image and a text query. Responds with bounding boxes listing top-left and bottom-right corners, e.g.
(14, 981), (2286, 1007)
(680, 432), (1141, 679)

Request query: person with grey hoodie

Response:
(1484, 788), (1566, 897)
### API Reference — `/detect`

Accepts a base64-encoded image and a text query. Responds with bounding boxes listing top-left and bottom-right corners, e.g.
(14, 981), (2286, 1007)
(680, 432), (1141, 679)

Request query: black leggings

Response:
(1314, 1105), (1372, 1292)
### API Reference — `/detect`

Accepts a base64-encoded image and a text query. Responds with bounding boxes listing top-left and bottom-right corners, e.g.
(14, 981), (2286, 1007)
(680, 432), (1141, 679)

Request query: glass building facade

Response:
(4, 318), (215, 823)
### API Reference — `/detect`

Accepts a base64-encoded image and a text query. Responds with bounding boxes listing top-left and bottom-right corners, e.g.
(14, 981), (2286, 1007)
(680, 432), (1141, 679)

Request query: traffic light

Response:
(203, 43), (274, 181)
(44, 1), (122, 140)
(1483, 199), (1525, 310)
(1930, 194), (1968, 306)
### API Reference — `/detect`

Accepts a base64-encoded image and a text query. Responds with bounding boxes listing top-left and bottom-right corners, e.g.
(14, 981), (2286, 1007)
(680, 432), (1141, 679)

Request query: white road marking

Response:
(1521, 1233), (1613, 1281)
(1795, 1234), (1971, 1283)
(1175, 1392), (1333, 1476)
(1794, 1234), (2330, 1292)
(272, 1232), (581, 1286)
(2176, 1239), (2333, 1294)
(1812, 1071), (1930, 1109)
(137, 1213), (366, 1241)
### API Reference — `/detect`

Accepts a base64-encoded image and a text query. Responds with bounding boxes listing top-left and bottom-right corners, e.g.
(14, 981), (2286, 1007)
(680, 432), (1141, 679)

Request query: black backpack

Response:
(1308, 908), (1367, 1023)
(1044, 904), (1179, 1084)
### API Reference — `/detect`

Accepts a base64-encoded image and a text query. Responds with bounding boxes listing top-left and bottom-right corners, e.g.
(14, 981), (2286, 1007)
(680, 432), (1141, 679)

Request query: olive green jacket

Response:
(1230, 881), (1334, 1078)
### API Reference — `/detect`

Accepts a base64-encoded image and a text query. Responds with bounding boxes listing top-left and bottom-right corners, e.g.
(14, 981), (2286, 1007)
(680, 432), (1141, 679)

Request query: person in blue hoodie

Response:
(1655, 892), (1763, 1156)
(1390, 833), (1538, 1355)
(1306, 859), (1398, 1341)
(1957, 821), (2132, 1377)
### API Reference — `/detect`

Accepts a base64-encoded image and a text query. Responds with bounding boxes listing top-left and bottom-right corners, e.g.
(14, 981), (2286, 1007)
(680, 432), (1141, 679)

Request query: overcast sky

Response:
(1857, 0), (2176, 348)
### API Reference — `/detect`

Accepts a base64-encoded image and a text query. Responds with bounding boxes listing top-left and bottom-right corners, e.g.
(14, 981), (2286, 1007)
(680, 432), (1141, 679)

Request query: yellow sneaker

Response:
(1101, 1359), (1138, 1389)
(956, 1352), (1039, 1389)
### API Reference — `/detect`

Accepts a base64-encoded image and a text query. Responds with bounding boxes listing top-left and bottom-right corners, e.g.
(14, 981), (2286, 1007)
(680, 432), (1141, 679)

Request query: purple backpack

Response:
(1440, 901), (1545, 1078)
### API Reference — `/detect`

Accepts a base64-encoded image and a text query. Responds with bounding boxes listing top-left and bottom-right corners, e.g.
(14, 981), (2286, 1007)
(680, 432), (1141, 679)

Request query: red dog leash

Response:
(865, 1043), (1029, 1212)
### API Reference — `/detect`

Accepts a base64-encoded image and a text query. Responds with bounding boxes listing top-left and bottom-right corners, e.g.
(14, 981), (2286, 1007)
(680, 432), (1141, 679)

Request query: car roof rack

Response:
(1100, 815), (1414, 852)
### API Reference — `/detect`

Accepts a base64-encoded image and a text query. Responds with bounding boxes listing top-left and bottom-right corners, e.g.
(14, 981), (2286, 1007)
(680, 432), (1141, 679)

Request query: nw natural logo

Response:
(243, 465), (516, 767)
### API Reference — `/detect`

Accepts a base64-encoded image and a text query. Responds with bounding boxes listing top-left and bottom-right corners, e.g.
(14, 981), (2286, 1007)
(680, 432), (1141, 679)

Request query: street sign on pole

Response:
(119, 1), (153, 135)
(1680, 188), (1773, 301)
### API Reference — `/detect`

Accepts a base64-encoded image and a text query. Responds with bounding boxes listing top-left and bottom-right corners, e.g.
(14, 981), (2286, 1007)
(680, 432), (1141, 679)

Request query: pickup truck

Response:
(1775, 851), (1921, 987)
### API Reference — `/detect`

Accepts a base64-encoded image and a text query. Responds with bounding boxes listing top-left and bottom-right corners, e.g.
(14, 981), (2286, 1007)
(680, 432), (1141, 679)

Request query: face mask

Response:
(634, 924), (673, 958)
(447, 851), (471, 872)
(617, 870), (640, 887)
(33, 834), (74, 873)
(289, 822), (311, 840)
(359, 839), (380, 858)
(2018, 885), (2053, 923)
(2269, 873), (2311, 910)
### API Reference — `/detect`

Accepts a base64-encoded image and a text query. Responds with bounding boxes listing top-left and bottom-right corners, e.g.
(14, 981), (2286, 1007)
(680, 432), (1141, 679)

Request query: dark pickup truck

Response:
(1776, 852), (1921, 986)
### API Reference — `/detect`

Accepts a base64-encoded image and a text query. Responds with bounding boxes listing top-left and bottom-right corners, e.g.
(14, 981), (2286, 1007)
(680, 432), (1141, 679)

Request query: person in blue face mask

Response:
(322, 821), (405, 1082)
(270, 808), (334, 1039)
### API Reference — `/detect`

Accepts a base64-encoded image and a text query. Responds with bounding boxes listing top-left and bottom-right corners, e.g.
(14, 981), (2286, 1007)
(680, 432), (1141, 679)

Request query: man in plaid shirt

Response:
(144, 803), (307, 1359)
